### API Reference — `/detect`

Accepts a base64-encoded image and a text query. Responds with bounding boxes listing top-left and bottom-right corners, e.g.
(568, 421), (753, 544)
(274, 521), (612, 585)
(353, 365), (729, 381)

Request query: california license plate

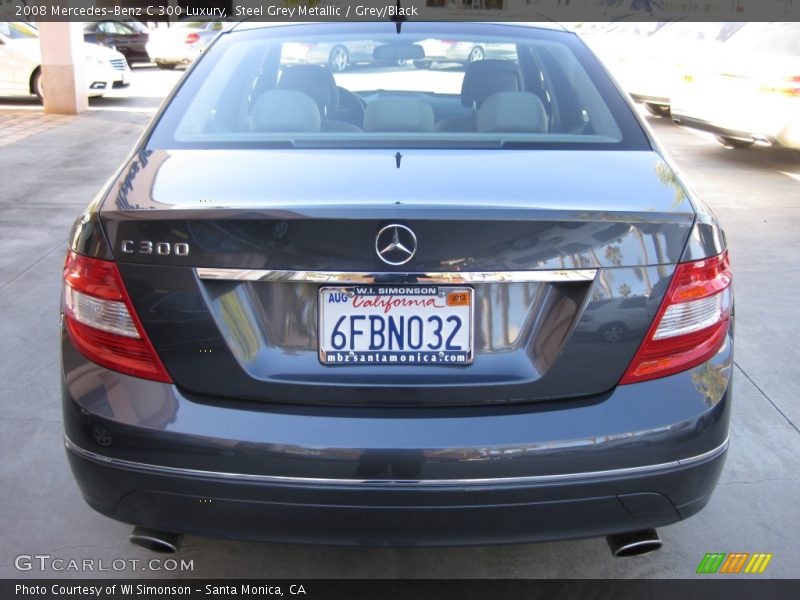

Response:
(319, 286), (473, 366)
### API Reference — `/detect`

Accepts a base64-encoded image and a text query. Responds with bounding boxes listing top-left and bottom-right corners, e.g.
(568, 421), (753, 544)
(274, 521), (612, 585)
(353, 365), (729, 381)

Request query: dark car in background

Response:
(62, 21), (733, 556)
(83, 20), (150, 64)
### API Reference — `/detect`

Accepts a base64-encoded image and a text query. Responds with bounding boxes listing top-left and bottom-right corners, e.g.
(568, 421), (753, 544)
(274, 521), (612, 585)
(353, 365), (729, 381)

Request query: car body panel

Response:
(91, 148), (696, 406)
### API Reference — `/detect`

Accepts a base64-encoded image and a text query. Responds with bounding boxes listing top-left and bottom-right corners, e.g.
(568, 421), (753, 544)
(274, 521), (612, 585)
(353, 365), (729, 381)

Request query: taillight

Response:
(185, 32), (200, 45)
(63, 251), (172, 383)
(760, 76), (800, 97)
(620, 251), (732, 385)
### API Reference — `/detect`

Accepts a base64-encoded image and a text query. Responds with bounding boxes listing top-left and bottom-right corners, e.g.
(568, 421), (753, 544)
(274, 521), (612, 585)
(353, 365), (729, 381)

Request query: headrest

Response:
(363, 98), (435, 132)
(278, 65), (339, 113)
(461, 59), (524, 109)
(476, 92), (549, 133)
(250, 90), (321, 133)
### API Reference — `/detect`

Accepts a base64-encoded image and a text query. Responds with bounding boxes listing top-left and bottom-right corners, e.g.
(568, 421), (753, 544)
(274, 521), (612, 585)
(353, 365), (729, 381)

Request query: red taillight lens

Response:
(185, 32), (201, 45)
(620, 251), (732, 385)
(761, 76), (800, 97)
(63, 251), (172, 383)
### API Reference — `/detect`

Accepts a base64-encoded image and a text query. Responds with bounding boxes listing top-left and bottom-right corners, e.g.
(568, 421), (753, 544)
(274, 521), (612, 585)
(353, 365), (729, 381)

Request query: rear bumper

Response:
(673, 113), (800, 150)
(672, 115), (768, 143)
(66, 435), (727, 546)
(146, 44), (201, 64)
(631, 93), (670, 106)
(62, 326), (733, 546)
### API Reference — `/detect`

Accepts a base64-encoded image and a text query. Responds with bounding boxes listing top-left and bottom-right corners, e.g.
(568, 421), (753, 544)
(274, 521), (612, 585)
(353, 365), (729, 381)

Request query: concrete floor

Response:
(0, 67), (798, 579)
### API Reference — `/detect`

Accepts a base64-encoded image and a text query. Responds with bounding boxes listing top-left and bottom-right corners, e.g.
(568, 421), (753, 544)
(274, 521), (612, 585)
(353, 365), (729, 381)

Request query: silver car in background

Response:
(414, 39), (516, 69)
(281, 40), (406, 72)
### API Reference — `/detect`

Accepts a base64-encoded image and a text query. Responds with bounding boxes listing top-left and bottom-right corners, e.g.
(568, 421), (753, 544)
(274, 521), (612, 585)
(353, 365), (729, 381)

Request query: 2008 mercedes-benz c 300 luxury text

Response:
(61, 22), (732, 556)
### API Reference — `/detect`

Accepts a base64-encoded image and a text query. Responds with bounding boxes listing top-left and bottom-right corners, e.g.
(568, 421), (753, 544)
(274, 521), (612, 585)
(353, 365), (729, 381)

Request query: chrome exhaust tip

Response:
(129, 527), (182, 554)
(606, 528), (662, 558)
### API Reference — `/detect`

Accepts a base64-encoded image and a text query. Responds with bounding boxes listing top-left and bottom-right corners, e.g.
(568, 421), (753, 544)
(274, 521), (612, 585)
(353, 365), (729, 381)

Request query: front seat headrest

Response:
(476, 92), (549, 133)
(278, 65), (339, 114)
(460, 59), (524, 109)
(251, 90), (321, 132)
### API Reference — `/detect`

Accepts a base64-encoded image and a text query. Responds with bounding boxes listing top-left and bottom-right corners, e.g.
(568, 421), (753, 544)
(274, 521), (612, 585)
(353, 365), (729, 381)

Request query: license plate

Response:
(318, 286), (473, 366)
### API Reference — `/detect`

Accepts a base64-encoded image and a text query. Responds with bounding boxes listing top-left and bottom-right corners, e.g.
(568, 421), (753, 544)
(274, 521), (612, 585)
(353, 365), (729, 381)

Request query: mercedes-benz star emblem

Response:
(375, 224), (417, 266)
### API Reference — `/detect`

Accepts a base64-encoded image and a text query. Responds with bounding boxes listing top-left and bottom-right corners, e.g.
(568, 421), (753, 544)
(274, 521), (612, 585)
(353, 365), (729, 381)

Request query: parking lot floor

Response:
(0, 74), (799, 578)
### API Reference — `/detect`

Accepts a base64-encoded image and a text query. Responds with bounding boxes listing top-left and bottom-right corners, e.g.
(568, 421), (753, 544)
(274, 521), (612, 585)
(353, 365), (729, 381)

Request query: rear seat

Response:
(363, 98), (435, 132)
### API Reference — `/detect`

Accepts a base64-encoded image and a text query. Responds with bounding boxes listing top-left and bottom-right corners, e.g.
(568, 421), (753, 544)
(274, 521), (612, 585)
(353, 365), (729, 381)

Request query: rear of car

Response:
(62, 22), (732, 549)
(145, 20), (226, 69)
(672, 22), (800, 149)
(614, 22), (744, 116)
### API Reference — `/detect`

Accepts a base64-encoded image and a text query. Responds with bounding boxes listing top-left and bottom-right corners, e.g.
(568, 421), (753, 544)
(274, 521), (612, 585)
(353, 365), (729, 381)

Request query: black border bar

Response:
(4, 579), (800, 600)
(3, 0), (800, 23)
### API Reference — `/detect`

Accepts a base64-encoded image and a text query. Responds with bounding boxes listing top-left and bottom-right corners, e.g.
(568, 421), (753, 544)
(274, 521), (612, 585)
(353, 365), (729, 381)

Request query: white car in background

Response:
(671, 22), (800, 150)
(145, 20), (228, 70)
(0, 21), (130, 99)
(579, 20), (668, 67)
(613, 22), (744, 117)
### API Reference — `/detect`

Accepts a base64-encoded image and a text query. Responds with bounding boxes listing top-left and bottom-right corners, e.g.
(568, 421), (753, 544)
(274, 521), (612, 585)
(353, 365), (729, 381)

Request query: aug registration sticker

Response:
(318, 286), (473, 366)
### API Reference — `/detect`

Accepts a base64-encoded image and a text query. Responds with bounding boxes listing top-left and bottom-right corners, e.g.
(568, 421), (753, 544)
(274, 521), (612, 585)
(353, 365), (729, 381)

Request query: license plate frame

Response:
(318, 285), (474, 366)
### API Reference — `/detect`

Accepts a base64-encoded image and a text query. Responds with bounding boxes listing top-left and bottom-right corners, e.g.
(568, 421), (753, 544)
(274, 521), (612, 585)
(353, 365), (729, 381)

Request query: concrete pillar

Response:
(38, 22), (88, 115)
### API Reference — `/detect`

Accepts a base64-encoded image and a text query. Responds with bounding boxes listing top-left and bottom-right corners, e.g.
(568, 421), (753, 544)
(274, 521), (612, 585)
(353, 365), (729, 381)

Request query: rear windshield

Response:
(148, 23), (648, 150)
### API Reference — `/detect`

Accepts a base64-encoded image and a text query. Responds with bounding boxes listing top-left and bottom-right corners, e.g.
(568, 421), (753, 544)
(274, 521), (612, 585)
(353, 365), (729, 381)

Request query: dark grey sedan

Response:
(61, 21), (732, 556)
(83, 20), (150, 64)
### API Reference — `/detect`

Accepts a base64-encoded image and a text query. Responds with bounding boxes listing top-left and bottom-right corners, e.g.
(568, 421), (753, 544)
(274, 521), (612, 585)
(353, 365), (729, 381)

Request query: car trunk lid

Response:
(99, 149), (695, 406)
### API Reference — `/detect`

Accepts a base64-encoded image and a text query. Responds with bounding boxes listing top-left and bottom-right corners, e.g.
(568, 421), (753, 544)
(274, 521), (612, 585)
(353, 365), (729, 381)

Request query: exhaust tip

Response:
(129, 527), (182, 554)
(606, 528), (662, 558)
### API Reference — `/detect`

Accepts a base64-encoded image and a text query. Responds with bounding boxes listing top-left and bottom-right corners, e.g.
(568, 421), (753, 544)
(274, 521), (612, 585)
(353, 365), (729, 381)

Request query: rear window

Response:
(148, 23), (648, 150)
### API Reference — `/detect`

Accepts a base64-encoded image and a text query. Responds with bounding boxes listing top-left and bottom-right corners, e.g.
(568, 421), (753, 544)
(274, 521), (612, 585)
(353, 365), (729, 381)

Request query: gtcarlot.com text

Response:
(14, 554), (193, 573)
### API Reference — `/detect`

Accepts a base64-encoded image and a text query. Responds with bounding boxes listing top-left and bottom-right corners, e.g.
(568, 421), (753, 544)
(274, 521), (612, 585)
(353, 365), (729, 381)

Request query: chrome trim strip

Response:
(195, 268), (597, 284)
(65, 436), (728, 488)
